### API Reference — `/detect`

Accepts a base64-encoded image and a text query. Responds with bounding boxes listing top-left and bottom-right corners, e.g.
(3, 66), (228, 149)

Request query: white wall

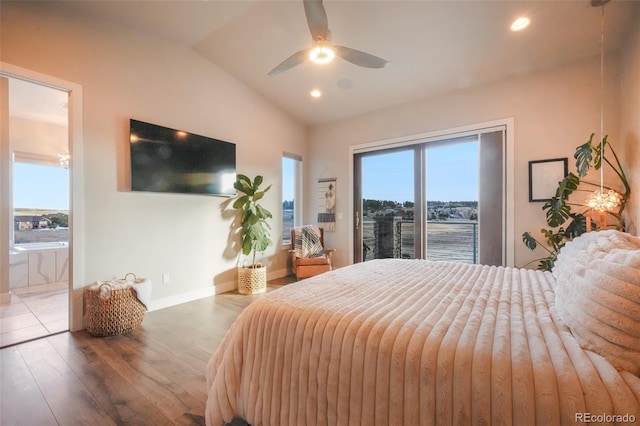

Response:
(307, 57), (624, 269)
(1, 3), (306, 313)
(619, 9), (640, 236)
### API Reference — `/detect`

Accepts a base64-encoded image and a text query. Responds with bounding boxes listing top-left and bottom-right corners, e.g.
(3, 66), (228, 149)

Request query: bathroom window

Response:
(13, 159), (69, 245)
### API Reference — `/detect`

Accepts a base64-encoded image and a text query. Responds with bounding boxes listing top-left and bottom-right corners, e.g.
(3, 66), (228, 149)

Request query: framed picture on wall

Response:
(528, 158), (568, 202)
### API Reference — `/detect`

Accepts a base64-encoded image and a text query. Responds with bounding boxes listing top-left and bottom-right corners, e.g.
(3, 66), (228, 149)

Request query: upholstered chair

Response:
(289, 226), (335, 280)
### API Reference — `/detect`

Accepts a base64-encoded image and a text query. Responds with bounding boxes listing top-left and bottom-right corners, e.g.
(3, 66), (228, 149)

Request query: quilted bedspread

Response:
(206, 259), (640, 425)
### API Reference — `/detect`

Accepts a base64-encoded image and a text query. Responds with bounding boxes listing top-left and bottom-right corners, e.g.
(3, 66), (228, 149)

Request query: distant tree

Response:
(282, 200), (294, 210)
(50, 215), (68, 228)
(363, 199), (383, 211)
(403, 201), (414, 208)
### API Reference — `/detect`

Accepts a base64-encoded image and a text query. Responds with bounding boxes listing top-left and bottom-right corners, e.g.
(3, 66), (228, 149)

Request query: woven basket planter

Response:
(238, 264), (267, 295)
(84, 280), (147, 337)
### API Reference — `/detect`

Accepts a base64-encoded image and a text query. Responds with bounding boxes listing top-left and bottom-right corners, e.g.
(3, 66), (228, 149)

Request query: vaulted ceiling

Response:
(16, 0), (640, 126)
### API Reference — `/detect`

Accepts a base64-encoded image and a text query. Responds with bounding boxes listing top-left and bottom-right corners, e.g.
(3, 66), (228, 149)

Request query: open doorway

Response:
(0, 77), (70, 347)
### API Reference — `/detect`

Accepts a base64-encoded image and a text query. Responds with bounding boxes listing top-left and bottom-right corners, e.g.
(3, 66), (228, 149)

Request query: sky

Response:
(13, 162), (69, 210)
(362, 141), (479, 203)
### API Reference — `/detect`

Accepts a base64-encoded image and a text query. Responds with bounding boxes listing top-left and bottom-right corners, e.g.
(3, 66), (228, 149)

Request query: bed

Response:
(206, 230), (640, 425)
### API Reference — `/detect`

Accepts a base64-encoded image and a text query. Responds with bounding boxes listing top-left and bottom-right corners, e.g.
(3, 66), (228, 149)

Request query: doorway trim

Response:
(348, 118), (515, 267)
(1, 62), (85, 331)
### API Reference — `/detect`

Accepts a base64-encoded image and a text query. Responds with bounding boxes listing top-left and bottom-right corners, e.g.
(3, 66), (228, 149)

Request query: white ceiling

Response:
(9, 77), (68, 127)
(15, 0), (640, 126)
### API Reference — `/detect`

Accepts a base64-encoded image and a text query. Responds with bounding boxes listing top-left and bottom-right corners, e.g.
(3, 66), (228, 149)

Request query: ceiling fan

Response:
(269, 0), (389, 76)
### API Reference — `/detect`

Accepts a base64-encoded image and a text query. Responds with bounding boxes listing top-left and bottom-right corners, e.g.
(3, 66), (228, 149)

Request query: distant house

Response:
(14, 215), (52, 230)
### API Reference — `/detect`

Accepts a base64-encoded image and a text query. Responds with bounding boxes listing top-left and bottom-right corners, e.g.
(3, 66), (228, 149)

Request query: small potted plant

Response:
(233, 174), (273, 294)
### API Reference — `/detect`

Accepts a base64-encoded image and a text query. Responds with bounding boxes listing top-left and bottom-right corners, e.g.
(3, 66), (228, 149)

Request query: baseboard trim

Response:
(147, 268), (289, 312)
(148, 281), (233, 312)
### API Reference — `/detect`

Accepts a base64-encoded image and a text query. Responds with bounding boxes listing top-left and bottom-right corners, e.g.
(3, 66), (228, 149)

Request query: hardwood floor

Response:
(0, 276), (295, 426)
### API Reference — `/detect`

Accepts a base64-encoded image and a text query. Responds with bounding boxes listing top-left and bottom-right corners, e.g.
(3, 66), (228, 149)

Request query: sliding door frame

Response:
(349, 118), (515, 266)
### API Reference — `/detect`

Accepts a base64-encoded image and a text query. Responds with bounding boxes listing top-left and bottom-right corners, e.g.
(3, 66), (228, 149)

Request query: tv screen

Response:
(130, 119), (236, 196)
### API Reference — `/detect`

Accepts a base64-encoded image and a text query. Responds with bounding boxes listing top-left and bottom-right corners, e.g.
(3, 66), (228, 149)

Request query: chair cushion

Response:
(296, 257), (329, 266)
(296, 264), (331, 279)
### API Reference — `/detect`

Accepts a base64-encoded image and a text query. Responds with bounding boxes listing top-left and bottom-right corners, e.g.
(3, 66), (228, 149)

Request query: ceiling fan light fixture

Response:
(511, 17), (530, 31)
(309, 45), (335, 64)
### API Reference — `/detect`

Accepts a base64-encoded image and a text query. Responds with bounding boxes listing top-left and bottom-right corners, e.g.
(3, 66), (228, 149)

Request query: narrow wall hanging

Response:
(317, 177), (337, 232)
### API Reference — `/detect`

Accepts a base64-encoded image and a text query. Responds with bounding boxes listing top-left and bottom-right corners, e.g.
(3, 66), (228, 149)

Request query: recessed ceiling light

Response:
(310, 89), (322, 98)
(511, 17), (530, 32)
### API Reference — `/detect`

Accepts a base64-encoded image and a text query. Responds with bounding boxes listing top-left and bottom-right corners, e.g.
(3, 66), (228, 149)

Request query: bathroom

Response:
(1, 76), (70, 347)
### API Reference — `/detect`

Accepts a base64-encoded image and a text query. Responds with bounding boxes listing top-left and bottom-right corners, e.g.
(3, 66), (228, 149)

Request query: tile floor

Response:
(0, 282), (69, 348)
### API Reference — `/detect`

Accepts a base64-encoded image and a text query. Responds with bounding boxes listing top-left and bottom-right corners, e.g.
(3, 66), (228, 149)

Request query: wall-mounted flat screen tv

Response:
(130, 119), (236, 196)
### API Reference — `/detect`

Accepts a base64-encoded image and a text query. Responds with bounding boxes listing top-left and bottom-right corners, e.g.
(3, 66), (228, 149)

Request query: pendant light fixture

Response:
(585, 0), (622, 230)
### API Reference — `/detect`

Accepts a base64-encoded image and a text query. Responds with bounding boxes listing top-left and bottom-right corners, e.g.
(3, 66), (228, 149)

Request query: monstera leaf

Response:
(574, 133), (604, 178)
(522, 232), (538, 251)
(542, 227), (566, 252)
(543, 196), (571, 228)
(555, 173), (580, 199)
(565, 213), (588, 239)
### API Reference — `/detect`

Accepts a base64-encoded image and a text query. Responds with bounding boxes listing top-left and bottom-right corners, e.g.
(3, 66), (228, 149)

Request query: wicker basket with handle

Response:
(84, 273), (147, 337)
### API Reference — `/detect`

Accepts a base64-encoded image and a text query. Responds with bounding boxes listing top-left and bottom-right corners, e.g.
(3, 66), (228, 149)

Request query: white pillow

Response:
(553, 230), (640, 375)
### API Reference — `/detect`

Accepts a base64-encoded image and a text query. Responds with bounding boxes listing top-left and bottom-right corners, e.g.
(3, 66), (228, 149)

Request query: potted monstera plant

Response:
(233, 174), (273, 294)
(522, 133), (630, 271)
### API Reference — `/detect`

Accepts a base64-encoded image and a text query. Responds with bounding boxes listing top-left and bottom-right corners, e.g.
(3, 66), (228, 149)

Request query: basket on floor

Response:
(84, 279), (147, 337)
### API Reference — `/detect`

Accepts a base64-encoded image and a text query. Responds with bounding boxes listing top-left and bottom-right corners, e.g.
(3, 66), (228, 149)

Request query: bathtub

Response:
(12, 241), (69, 252)
(9, 242), (69, 289)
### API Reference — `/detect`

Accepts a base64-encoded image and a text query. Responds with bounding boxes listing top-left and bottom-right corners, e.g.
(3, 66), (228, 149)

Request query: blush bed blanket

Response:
(206, 259), (640, 425)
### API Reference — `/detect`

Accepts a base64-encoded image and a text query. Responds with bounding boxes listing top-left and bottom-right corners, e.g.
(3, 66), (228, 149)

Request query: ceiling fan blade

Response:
(269, 48), (310, 76)
(334, 45), (389, 68)
(303, 0), (329, 40)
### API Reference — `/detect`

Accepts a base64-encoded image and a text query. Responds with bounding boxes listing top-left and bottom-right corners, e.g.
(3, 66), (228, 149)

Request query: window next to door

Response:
(282, 152), (302, 246)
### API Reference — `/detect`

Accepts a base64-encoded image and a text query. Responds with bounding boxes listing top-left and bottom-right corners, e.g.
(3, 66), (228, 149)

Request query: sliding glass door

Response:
(355, 147), (416, 262)
(424, 137), (478, 263)
(353, 128), (505, 266)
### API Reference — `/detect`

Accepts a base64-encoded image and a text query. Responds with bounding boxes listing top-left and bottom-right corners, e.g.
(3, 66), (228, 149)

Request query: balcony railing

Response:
(362, 217), (478, 264)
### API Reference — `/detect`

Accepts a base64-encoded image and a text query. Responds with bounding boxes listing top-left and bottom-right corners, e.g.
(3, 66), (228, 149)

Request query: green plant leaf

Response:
(542, 227), (566, 252)
(574, 133), (595, 178)
(565, 213), (587, 239)
(522, 232), (537, 251)
(543, 197), (571, 227)
(538, 258), (555, 272)
(253, 175), (263, 189)
(593, 135), (607, 170)
(232, 195), (249, 209)
(241, 239), (253, 256)
(256, 205), (272, 219)
(253, 190), (265, 202)
(237, 174), (251, 185)
(555, 173), (580, 199)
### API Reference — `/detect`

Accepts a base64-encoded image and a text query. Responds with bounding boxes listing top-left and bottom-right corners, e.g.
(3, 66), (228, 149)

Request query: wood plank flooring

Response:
(0, 276), (295, 426)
